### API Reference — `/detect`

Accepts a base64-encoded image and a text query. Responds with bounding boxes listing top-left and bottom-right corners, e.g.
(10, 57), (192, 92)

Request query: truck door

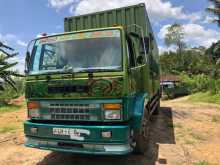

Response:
(127, 34), (148, 94)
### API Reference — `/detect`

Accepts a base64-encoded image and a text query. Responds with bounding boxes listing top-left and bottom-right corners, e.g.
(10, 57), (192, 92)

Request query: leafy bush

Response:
(180, 74), (208, 92)
(208, 79), (220, 94)
(180, 73), (220, 94)
(0, 77), (25, 104)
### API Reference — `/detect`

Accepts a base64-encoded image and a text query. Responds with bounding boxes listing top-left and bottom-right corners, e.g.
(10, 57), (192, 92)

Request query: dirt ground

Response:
(0, 97), (220, 165)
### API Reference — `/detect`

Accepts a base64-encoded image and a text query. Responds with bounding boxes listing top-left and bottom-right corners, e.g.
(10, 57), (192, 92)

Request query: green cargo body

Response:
(24, 3), (160, 155)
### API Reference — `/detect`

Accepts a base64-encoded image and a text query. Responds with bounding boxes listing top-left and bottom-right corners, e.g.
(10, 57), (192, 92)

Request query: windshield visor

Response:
(30, 29), (122, 74)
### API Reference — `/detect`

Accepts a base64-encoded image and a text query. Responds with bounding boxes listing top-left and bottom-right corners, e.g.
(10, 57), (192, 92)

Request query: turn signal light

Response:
(27, 101), (40, 109)
(103, 103), (121, 110)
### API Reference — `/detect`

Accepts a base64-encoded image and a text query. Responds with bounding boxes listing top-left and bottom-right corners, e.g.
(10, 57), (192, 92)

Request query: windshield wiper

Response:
(32, 68), (74, 75)
(62, 67), (74, 73)
(85, 68), (120, 73)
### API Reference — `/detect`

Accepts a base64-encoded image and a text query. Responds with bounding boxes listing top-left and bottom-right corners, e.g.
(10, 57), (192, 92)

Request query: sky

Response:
(0, 0), (219, 72)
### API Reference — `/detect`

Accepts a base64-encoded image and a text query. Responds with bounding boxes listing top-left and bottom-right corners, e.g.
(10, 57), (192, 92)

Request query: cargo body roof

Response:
(64, 3), (151, 36)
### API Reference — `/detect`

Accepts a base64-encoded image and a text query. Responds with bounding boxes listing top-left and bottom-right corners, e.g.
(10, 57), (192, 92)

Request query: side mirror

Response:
(25, 51), (31, 74)
(137, 55), (144, 65)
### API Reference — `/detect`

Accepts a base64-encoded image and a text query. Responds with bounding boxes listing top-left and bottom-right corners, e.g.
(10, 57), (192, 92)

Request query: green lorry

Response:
(24, 3), (160, 155)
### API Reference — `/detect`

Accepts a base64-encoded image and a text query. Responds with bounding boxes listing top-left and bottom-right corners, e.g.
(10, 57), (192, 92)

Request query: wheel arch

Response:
(131, 92), (149, 130)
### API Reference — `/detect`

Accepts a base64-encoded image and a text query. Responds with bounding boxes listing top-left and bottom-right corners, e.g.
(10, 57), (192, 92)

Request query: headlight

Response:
(104, 110), (121, 120)
(28, 109), (40, 118)
(103, 103), (122, 120)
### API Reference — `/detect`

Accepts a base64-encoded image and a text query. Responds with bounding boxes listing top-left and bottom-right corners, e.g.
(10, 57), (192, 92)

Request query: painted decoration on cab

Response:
(26, 78), (123, 98)
(88, 79), (123, 96)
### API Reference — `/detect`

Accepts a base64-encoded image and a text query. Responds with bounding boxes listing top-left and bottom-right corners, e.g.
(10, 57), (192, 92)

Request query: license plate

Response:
(53, 128), (90, 141)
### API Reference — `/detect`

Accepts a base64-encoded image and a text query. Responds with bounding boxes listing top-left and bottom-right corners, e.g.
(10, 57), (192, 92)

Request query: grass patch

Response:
(184, 139), (195, 145)
(194, 160), (217, 165)
(0, 103), (24, 114)
(212, 115), (220, 123)
(190, 92), (220, 105)
(175, 132), (185, 140)
(173, 123), (183, 129)
(190, 132), (206, 141)
(0, 125), (18, 133)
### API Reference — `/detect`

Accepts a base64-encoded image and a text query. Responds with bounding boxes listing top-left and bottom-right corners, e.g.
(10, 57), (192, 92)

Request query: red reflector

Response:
(27, 101), (40, 109)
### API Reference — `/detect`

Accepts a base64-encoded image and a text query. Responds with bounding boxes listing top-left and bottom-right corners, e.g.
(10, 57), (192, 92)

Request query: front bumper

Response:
(24, 121), (132, 155)
(25, 137), (132, 155)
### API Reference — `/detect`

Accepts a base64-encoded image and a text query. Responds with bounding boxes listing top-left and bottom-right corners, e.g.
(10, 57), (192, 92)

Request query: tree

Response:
(164, 23), (186, 67)
(207, 0), (220, 26)
(164, 23), (185, 56)
(0, 41), (23, 91)
(206, 40), (220, 61)
(0, 77), (25, 103)
(206, 40), (220, 76)
(159, 47), (208, 75)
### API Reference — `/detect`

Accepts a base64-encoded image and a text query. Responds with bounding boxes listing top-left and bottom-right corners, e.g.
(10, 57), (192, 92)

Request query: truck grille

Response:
(49, 103), (99, 121)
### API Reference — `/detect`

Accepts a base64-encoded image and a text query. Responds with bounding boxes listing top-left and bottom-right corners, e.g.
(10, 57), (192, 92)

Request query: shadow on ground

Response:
(37, 107), (175, 165)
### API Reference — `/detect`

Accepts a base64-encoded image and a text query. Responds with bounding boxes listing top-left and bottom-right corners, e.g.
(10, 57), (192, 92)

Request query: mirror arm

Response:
(25, 52), (31, 74)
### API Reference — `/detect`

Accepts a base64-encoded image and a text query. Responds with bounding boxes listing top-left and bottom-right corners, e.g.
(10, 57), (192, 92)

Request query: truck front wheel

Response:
(133, 109), (150, 154)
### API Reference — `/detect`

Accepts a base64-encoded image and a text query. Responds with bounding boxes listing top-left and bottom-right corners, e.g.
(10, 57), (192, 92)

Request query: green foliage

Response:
(0, 103), (23, 113)
(194, 160), (217, 165)
(190, 92), (220, 105)
(0, 42), (24, 104)
(0, 42), (24, 92)
(206, 41), (220, 81)
(165, 23), (185, 50)
(180, 73), (220, 95)
(206, 41), (220, 61)
(180, 74), (210, 92)
(207, 0), (220, 26)
(159, 51), (179, 74)
(212, 115), (220, 123)
(0, 77), (25, 104)
(160, 39), (220, 97)
(164, 23), (186, 68)
(0, 125), (19, 133)
(160, 47), (210, 75)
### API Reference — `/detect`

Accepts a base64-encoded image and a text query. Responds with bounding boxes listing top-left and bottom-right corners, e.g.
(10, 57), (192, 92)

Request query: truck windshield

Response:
(30, 29), (122, 74)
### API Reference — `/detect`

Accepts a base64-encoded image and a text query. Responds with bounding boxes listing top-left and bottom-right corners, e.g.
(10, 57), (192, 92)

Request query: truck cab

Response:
(24, 4), (160, 155)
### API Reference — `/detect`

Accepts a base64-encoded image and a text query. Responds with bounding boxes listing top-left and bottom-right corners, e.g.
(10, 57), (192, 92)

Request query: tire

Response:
(133, 107), (150, 154)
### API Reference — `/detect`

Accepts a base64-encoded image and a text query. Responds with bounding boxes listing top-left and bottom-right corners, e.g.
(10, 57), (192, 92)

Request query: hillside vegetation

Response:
(160, 23), (220, 103)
